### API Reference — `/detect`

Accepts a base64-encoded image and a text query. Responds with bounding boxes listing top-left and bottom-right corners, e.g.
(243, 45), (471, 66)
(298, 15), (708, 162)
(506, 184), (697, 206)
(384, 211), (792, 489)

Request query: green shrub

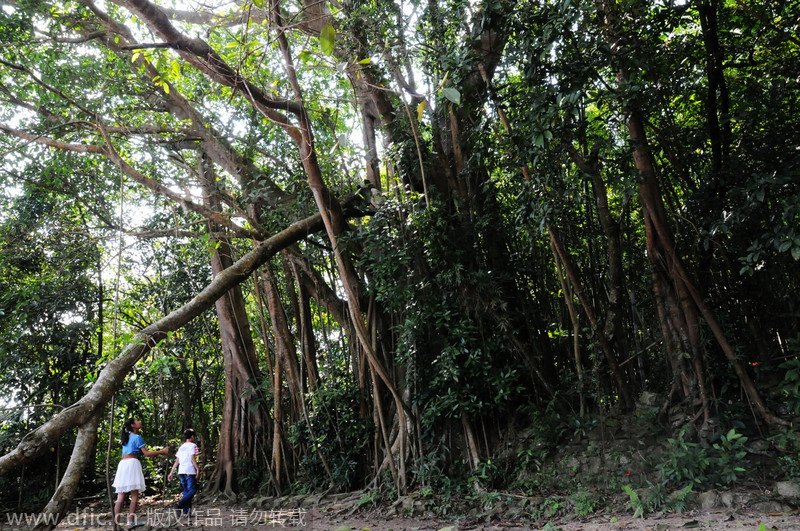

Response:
(656, 426), (750, 488)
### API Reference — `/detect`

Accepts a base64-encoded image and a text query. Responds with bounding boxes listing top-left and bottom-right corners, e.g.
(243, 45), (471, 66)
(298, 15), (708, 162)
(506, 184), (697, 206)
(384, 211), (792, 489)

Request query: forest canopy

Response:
(0, 0), (798, 522)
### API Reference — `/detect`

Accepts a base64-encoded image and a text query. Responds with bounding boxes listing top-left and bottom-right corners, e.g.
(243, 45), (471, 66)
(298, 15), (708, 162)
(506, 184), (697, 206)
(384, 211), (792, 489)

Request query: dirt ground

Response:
(2, 495), (798, 530)
(40, 506), (800, 530)
(298, 505), (799, 530)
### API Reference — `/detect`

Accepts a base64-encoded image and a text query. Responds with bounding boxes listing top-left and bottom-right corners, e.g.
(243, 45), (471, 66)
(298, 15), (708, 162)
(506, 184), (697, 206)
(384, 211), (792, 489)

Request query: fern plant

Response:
(622, 485), (646, 518)
(667, 483), (694, 513)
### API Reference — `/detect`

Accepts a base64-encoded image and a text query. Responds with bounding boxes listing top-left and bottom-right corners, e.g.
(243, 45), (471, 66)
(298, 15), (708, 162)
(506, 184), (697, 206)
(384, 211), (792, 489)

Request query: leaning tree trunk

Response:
(0, 25), (373, 500)
(598, 0), (785, 427)
(598, 0), (711, 426)
(35, 413), (102, 530)
(0, 209), (332, 501)
(0, 140), (361, 531)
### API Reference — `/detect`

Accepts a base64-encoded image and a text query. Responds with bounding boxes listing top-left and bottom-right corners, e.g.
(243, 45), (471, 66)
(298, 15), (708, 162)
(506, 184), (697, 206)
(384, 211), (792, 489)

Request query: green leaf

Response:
(319, 24), (335, 55)
(358, 57), (371, 64)
(442, 87), (460, 105)
(253, 0), (265, 6)
(792, 246), (800, 261)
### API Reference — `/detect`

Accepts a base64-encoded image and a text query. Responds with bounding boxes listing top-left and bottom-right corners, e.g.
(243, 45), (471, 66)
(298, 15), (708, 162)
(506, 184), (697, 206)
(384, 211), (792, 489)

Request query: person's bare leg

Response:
(114, 492), (127, 525)
(128, 490), (139, 525)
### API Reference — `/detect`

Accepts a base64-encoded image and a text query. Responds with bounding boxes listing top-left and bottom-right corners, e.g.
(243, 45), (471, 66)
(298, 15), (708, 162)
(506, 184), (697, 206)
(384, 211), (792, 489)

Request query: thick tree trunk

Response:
(206, 240), (271, 496)
(36, 414), (101, 530)
(201, 159), (269, 497)
(610, 11), (712, 423)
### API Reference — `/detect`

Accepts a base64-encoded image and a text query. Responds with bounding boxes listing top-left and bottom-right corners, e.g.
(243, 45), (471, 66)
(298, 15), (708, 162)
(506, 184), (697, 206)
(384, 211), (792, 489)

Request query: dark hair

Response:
(183, 428), (196, 441)
(121, 418), (136, 446)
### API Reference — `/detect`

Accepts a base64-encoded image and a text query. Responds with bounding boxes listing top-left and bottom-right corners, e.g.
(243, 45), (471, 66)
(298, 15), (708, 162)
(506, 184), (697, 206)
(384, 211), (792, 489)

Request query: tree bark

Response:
(261, 263), (304, 420)
(36, 413), (101, 530)
(548, 223), (632, 407)
(268, 0), (411, 491)
(289, 256), (320, 391)
(201, 156), (269, 497)
(552, 240), (585, 417)
(568, 145), (632, 386)
(597, 0), (784, 427)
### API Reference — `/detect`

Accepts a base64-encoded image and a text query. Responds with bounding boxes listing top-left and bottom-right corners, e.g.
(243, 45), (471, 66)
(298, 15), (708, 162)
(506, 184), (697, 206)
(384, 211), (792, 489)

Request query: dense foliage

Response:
(0, 0), (798, 519)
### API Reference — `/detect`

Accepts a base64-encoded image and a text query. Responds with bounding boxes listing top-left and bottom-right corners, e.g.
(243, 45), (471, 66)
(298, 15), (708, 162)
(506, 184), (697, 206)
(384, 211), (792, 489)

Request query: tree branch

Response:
(0, 191), (365, 478)
(115, 0), (306, 144)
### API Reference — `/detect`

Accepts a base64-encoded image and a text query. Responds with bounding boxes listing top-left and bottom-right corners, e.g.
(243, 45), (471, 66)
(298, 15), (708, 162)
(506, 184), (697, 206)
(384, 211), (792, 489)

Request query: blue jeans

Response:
(177, 474), (197, 514)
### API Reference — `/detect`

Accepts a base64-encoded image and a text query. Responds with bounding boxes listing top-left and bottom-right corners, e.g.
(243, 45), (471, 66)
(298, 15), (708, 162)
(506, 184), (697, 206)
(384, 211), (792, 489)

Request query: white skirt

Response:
(112, 458), (146, 493)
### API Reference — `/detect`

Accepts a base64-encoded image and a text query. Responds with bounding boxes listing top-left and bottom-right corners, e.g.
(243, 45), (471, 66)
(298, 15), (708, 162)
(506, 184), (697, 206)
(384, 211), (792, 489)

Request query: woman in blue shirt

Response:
(112, 418), (169, 527)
